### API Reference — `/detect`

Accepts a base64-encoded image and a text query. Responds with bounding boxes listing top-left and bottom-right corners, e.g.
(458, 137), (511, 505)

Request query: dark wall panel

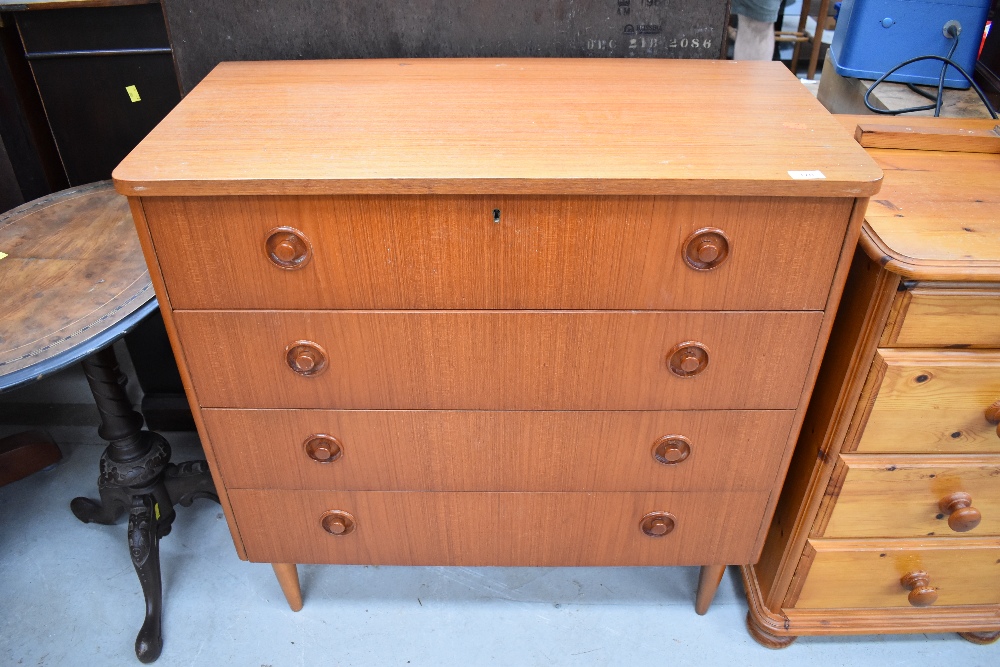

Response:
(163, 0), (729, 93)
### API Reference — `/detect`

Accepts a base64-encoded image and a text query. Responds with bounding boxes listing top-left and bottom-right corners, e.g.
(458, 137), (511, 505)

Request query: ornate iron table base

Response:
(71, 345), (217, 663)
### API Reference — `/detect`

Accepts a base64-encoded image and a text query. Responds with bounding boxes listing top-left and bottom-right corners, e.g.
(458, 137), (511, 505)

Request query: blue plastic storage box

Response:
(829, 0), (990, 88)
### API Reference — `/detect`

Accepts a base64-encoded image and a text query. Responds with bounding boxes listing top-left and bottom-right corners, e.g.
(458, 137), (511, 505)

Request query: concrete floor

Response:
(1, 364), (997, 666)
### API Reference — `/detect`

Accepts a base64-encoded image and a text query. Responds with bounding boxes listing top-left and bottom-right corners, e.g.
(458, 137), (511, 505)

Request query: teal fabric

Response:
(731, 0), (781, 23)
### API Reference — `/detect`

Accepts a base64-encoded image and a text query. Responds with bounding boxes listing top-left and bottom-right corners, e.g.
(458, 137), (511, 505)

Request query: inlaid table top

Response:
(0, 181), (156, 390)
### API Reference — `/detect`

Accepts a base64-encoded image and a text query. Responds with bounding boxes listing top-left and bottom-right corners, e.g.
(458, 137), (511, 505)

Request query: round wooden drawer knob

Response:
(683, 228), (730, 271)
(652, 435), (692, 465)
(986, 401), (1000, 439)
(305, 434), (343, 463)
(667, 342), (709, 378)
(900, 571), (938, 607)
(265, 227), (312, 269)
(938, 492), (982, 532)
(640, 511), (676, 537)
(320, 510), (356, 536)
(285, 341), (327, 376)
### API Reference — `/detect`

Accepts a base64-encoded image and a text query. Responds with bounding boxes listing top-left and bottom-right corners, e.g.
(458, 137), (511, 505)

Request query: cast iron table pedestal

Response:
(0, 182), (217, 663)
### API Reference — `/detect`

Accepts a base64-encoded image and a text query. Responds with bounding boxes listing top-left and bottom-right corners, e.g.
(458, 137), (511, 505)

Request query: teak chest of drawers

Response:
(113, 59), (881, 614)
(743, 116), (1000, 646)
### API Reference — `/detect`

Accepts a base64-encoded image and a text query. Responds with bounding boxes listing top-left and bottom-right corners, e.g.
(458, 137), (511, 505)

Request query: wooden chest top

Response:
(836, 115), (1000, 281)
(113, 59), (881, 198)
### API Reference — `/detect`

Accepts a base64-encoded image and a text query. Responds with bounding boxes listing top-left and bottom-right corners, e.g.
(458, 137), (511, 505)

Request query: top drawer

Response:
(882, 283), (1000, 349)
(141, 195), (851, 311)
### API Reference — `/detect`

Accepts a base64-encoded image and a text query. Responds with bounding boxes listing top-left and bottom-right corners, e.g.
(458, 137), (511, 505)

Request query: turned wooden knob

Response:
(273, 239), (298, 262)
(667, 342), (710, 378)
(320, 510), (356, 536)
(640, 511), (676, 537)
(900, 571), (938, 607)
(652, 435), (692, 465)
(265, 227), (312, 269)
(285, 341), (328, 376)
(986, 401), (1000, 439)
(938, 492), (981, 532)
(683, 228), (730, 271)
(305, 434), (343, 463)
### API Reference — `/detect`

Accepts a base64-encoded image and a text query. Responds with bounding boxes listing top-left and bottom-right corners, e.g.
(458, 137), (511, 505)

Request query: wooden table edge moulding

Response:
(742, 115), (1000, 648)
(111, 59), (882, 631)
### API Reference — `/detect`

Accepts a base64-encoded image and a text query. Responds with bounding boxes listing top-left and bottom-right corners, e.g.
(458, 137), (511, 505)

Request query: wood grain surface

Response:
(0, 182), (152, 380)
(824, 454), (1000, 538)
(881, 284), (1000, 348)
(173, 310), (823, 410)
(127, 196), (248, 559)
(270, 563), (303, 612)
(141, 194), (852, 311)
(112, 59), (882, 198)
(744, 118), (1000, 638)
(833, 116), (1000, 281)
(855, 349), (1000, 454)
(750, 249), (901, 610)
(228, 489), (770, 566)
(854, 123), (1000, 154)
(742, 564), (1000, 636)
(202, 408), (796, 492)
(795, 538), (1000, 609)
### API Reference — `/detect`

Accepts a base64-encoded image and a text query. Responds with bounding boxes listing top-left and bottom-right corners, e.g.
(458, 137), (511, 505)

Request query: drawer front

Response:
(856, 350), (1000, 454)
(228, 489), (770, 566)
(143, 194), (851, 311)
(884, 285), (1000, 349)
(796, 539), (1000, 609)
(203, 408), (796, 492)
(175, 310), (823, 410)
(824, 455), (1000, 538)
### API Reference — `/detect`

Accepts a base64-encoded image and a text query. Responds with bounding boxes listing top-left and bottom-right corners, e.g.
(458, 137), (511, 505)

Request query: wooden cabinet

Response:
(14, 1), (180, 186)
(112, 59), (880, 614)
(743, 116), (1000, 646)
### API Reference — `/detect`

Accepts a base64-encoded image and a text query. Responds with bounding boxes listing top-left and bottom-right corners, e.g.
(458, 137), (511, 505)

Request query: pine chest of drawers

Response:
(113, 59), (881, 613)
(743, 116), (1000, 645)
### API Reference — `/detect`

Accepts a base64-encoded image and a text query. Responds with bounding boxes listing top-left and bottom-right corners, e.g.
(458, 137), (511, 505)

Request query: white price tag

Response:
(788, 170), (826, 180)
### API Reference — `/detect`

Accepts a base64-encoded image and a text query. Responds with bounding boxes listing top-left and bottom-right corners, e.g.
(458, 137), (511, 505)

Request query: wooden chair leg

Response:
(695, 564), (727, 615)
(271, 563), (303, 611)
(807, 0), (832, 79)
(790, 0), (811, 73)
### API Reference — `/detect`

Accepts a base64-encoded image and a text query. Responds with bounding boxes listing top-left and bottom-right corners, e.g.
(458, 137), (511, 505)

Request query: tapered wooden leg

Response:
(695, 564), (727, 615)
(746, 610), (797, 649)
(272, 563), (303, 611)
(959, 630), (1000, 645)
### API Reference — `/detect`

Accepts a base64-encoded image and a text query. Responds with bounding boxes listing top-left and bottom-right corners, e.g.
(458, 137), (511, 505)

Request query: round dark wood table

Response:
(0, 181), (216, 663)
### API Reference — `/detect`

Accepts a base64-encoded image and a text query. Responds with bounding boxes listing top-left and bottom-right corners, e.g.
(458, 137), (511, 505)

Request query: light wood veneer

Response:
(883, 285), (1000, 348)
(825, 455), (1000, 538)
(142, 195), (852, 311)
(114, 60), (879, 618)
(203, 409), (796, 492)
(856, 350), (1000, 454)
(743, 116), (1000, 646)
(796, 539), (1000, 609)
(228, 489), (770, 566)
(174, 310), (823, 410)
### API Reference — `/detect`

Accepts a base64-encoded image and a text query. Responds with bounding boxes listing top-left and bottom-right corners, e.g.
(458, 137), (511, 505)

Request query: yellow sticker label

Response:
(0, 251), (7, 261)
(126, 85), (141, 103)
(154, 503), (160, 520)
